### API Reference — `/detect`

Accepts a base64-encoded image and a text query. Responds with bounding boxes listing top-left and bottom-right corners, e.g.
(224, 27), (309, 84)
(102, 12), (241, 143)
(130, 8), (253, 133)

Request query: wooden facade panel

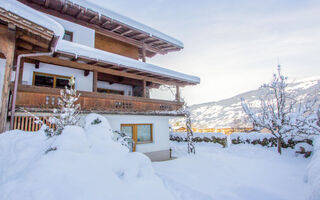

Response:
(95, 33), (139, 60)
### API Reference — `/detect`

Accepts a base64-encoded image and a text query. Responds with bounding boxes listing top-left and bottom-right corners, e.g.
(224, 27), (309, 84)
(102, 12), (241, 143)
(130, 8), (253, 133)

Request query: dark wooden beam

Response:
(76, 9), (84, 19)
(61, 3), (68, 13)
(87, 61), (98, 65)
(89, 15), (98, 23)
(101, 20), (111, 27)
(161, 46), (175, 50)
(121, 29), (133, 36)
(84, 70), (90, 76)
(17, 41), (33, 50)
(35, 61), (39, 69)
(44, 0), (50, 8)
(145, 39), (159, 45)
(17, 34), (49, 49)
(111, 25), (122, 32)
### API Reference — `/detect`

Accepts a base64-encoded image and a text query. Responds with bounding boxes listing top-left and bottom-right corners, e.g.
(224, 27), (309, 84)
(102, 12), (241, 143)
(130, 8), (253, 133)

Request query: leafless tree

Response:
(185, 107), (195, 154)
(242, 65), (297, 154)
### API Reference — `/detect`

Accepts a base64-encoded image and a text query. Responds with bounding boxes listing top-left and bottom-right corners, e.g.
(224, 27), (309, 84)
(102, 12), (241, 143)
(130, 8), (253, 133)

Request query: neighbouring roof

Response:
(56, 40), (200, 85)
(18, 0), (183, 56)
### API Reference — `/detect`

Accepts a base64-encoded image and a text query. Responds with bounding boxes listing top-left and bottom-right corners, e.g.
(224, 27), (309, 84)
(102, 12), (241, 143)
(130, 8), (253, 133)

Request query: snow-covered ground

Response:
(153, 142), (311, 200)
(0, 114), (174, 200)
(0, 113), (316, 200)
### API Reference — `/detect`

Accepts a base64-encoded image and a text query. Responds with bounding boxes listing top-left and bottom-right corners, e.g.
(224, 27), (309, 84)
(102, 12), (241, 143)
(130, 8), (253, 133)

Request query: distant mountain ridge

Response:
(171, 76), (320, 129)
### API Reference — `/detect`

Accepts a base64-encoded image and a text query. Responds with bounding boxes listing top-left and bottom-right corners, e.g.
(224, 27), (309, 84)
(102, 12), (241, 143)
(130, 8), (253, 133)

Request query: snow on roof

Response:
(56, 40), (199, 84)
(0, 0), (64, 38)
(71, 0), (183, 48)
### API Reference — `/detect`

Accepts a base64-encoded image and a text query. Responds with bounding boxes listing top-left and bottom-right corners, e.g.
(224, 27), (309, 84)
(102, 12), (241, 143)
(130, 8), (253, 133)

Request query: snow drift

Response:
(0, 114), (173, 200)
(306, 136), (320, 200)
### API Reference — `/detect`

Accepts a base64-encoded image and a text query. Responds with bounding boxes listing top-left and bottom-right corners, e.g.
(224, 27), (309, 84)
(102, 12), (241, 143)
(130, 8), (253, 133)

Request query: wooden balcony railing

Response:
(10, 85), (183, 115)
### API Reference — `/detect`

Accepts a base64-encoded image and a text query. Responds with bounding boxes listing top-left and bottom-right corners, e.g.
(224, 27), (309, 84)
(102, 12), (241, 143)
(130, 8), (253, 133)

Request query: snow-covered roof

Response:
(71, 0), (183, 48)
(0, 0), (64, 38)
(56, 40), (199, 84)
(1, 0), (199, 85)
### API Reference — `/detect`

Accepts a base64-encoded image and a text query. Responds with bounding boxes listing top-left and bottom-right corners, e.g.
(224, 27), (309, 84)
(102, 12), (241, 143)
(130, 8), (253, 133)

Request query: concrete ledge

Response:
(144, 149), (170, 162)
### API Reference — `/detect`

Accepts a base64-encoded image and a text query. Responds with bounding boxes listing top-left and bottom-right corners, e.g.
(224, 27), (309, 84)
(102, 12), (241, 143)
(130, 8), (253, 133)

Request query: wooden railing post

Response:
(175, 85), (180, 102)
(0, 24), (16, 133)
(93, 70), (97, 92)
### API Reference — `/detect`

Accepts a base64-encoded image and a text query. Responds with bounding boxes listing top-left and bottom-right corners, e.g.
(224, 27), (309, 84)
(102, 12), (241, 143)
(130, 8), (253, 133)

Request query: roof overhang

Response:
(17, 0), (183, 58)
(52, 40), (199, 86)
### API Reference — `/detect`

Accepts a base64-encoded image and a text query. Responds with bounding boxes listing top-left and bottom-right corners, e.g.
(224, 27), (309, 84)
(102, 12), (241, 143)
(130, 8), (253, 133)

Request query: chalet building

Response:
(0, 0), (199, 161)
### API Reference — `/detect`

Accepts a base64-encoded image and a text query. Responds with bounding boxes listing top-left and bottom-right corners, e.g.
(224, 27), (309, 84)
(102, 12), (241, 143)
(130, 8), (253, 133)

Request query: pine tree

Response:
(48, 75), (81, 136)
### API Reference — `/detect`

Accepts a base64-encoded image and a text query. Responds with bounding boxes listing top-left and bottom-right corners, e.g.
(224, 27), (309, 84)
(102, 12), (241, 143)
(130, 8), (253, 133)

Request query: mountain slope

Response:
(171, 76), (320, 129)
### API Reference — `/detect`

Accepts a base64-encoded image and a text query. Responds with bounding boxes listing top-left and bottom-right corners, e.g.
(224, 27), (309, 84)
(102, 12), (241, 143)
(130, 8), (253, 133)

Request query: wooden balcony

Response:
(10, 85), (184, 116)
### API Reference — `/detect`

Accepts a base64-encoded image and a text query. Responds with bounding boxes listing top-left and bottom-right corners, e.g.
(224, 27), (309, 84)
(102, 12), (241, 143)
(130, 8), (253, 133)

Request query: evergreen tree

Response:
(48, 76), (81, 136)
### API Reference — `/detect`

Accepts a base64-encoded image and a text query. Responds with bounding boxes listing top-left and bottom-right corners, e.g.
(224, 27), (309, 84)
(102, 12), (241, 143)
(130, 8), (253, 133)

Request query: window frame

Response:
(32, 72), (72, 89)
(63, 30), (73, 42)
(121, 123), (153, 145)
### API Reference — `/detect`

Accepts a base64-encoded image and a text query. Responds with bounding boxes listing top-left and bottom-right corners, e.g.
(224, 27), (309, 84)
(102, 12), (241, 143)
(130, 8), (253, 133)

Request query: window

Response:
(33, 72), (72, 89)
(137, 125), (152, 142)
(97, 88), (124, 95)
(63, 31), (73, 41)
(121, 124), (153, 146)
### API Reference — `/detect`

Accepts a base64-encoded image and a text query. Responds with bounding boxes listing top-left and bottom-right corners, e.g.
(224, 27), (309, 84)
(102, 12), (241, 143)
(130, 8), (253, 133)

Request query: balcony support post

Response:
(142, 43), (146, 62)
(142, 80), (146, 98)
(175, 85), (180, 102)
(93, 70), (97, 92)
(0, 24), (16, 133)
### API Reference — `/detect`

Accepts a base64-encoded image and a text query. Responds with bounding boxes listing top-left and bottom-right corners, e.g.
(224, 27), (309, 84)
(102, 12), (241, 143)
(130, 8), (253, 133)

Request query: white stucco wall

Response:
(104, 114), (170, 153)
(97, 81), (132, 96)
(22, 62), (93, 92)
(48, 15), (95, 47)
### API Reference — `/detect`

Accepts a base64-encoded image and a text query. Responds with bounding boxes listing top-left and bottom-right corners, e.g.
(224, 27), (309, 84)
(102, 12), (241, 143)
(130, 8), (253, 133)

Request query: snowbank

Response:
(306, 136), (320, 200)
(0, 114), (173, 200)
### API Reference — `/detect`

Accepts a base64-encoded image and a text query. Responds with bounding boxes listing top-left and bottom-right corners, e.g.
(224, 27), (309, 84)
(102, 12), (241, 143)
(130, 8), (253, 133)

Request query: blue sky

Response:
(94, 0), (320, 105)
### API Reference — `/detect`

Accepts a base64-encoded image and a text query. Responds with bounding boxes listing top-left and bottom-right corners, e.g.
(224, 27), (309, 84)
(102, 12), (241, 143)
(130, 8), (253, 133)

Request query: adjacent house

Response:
(0, 0), (200, 161)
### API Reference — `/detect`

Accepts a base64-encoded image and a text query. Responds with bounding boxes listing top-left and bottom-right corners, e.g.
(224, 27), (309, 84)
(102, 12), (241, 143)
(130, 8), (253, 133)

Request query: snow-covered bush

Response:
(113, 130), (134, 151)
(305, 136), (320, 200)
(0, 115), (174, 200)
(170, 132), (313, 155)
